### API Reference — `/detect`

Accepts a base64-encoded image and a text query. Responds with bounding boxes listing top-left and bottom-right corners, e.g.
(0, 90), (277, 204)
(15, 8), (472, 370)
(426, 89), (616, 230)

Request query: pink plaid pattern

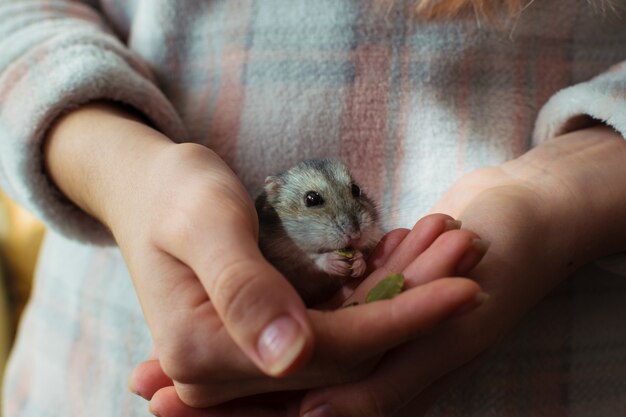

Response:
(2, 1), (626, 416)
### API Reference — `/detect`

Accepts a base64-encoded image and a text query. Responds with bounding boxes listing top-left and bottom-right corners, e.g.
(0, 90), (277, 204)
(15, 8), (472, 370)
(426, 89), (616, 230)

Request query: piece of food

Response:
(365, 272), (405, 303)
(335, 248), (355, 259)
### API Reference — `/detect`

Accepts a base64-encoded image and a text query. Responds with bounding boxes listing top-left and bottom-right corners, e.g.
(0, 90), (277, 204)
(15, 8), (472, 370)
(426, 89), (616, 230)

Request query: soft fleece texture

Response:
(2, 1), (626, 416)
(0, 1), (187, 244)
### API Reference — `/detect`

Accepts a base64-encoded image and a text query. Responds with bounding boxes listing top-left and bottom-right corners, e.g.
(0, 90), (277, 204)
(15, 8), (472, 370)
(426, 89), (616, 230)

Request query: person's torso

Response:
(105, 0), (626, 225)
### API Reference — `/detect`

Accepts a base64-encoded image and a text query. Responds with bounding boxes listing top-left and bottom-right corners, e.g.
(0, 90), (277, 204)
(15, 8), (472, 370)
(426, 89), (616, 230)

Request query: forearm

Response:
(44, 102), (175, 229)
(503, 125), (626, 261)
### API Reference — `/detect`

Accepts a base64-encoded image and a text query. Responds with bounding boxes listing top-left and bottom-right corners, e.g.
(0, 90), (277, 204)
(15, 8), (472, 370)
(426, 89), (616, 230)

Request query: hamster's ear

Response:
(264, 175), (282, 199)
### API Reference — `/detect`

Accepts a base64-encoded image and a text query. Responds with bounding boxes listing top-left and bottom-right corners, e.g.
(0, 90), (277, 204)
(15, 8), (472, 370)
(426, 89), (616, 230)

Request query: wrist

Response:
(432, 125), (626, 310)
(503, 125), (626, 263)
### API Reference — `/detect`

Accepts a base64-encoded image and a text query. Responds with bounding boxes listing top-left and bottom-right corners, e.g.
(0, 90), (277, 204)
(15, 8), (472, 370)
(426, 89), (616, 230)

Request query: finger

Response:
(129, 359), (173, 400)
(130, 250), (278, 398)
(319, 228), (410, 310)
(130, 358), (290, 408)
(179, 215), (314, 377)
(402, 229), (489, 287)
(166, 278), (485, 408)
(345, 216), (468, 303)
(311, 278), (485, 363)
(123, 248), (239, 382)
(366, 228), (410, 273)
(327, 215), (457, 308)
(375, 213), (461, 276)
(150, 387), (223, 417)
(169, 278), (485, 408)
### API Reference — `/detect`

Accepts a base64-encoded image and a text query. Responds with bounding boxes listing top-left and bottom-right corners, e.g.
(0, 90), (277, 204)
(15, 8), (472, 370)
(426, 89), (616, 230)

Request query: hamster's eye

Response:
(351, 183), (362, 198)
(304, 191), (325, 207)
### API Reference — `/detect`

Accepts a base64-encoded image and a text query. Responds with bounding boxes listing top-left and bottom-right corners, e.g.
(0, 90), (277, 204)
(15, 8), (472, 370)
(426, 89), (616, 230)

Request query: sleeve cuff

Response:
(533, 66), (626, 145)
(0, 33), (187, 245)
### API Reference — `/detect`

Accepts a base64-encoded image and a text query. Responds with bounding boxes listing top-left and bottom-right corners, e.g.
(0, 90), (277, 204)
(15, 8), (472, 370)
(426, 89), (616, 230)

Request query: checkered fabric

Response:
(1, 1), (625, 416)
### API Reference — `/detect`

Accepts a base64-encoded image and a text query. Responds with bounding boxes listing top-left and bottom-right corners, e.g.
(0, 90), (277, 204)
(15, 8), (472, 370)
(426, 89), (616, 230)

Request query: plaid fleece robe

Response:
(1, 1), (626, 416)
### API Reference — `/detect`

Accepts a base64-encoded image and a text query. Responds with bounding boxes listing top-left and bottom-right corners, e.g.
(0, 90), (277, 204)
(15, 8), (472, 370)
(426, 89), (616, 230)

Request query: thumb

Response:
(181, 217), (314, 377)
(129, 359), (172, 401)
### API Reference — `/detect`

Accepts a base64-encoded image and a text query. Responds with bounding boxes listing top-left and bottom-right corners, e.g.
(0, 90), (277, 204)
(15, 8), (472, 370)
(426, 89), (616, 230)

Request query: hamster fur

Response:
(255, 159), (382, 305)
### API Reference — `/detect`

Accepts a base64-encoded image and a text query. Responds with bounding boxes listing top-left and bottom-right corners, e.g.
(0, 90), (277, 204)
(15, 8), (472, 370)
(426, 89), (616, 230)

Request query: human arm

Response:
(292, 51), (626, 415)
(0, 0), (185, 242)
(295, 124), (626, 417)
(43, 101), (319, 377)
(0, 0), (314, 379)
(0, 1), (486, 403)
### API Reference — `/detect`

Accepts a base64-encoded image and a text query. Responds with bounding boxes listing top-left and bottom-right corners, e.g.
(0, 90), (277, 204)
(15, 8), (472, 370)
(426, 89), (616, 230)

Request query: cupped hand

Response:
(129, 213), (490, 413)
(296, 126), (626, 417)
(114, 142), (321, 380)
(44, 103), (311, 387)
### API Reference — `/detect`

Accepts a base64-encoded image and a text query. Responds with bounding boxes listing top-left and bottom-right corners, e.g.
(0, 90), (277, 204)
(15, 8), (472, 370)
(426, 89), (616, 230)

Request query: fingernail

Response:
(258, 315), (306, 375)
(452, 292), (489, 318)
(303, 404), (335, 417)
(444, 219), (463, 231)
(148, 404), (161, 417)
(127, 381), (139, 396)
(127, 372), (141, 397)
(455, 238), (490, 275)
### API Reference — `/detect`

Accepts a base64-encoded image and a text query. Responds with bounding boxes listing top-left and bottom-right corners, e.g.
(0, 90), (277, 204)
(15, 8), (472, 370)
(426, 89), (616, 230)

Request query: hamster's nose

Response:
(338, 215), (361, 243)
(348, 230), (361, 243)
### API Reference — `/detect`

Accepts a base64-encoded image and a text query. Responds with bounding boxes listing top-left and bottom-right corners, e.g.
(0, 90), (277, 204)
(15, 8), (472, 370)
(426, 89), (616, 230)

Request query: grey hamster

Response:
(255, 159), (382, 306)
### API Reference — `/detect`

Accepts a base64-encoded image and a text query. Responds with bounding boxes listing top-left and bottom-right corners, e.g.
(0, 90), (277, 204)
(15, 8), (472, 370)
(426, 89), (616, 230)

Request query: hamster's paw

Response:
(350, 251), (366, 278)
(313, 252), (352, 277)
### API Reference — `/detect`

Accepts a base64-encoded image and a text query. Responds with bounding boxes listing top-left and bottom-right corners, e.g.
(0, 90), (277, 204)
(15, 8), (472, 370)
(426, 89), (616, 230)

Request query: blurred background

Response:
(0, 192), (45, 412)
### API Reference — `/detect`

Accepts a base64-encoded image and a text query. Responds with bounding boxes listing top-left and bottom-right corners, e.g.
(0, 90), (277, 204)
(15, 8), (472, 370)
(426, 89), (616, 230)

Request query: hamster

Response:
(255, 159), (383, 306)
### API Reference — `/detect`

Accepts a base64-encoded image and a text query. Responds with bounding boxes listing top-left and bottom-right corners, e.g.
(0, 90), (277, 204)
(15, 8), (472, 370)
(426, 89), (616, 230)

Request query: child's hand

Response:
(111, 142), (324, 377)
(45, 103), (317, 380)
(129, 214), (489, 412)
(294, 125), (626, 417)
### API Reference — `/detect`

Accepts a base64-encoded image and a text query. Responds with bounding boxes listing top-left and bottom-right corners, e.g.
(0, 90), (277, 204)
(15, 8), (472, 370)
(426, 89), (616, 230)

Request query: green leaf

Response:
(335, 248), (355, 259)
(365, 273), (405, 303)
